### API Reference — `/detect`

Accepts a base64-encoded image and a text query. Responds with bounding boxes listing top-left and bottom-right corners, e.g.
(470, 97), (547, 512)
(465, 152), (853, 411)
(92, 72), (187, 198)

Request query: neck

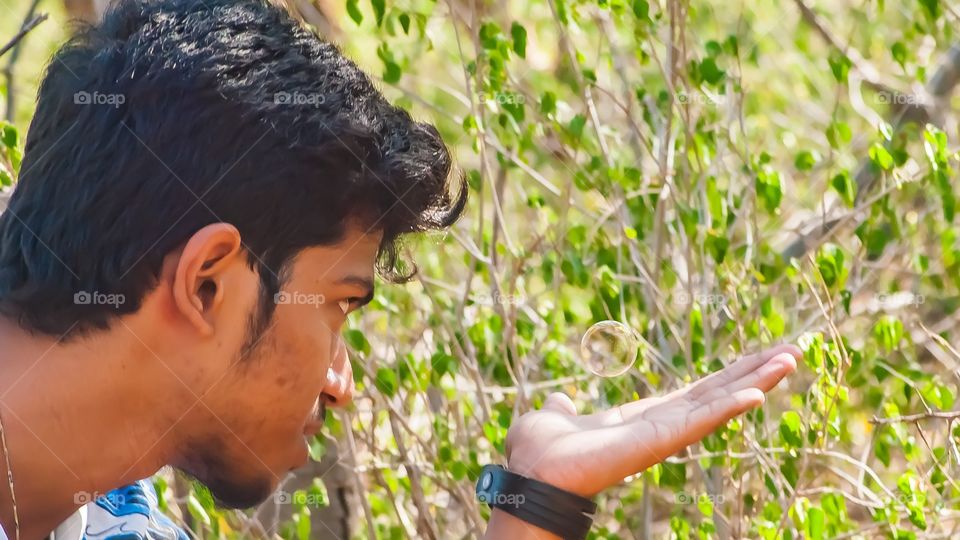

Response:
(0, 318), (184, 539)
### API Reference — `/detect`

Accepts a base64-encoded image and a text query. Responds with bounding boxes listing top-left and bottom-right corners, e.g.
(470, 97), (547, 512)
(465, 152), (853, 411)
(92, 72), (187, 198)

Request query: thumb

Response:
(542, 392), (578, 416)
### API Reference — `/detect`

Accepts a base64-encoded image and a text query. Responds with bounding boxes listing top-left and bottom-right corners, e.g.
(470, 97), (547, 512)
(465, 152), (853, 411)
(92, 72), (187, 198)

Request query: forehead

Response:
(289, 225), (383, 280)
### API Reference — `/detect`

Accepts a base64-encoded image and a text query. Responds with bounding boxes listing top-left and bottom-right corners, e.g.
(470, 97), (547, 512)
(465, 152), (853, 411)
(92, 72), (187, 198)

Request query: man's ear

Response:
(172, 223), (244, 336)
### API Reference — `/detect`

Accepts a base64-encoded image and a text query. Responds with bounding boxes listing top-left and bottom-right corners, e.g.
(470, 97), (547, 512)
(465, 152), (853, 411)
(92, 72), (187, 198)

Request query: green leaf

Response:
(632, 0), (649, 20)
(755, 167), (782, 214)
(377, 44), (402, 83)
(308, 479), (329, 507)
(296, 510), (311, 540)
(875, 436), (891, 466)
(374, 367), (398, 396)
(344, 329), (371, 355)
(828, 51), (852, 83)
(510, 22), (527, 58)
(794, 150), (819, 171)
(919, 0), (940, 22)
(891, 41), (908, 68)
(346, 0), (363, 25)
(187, 492), (211, 525)
(370, 0), (385, 26)
(705, 40), (723, 57)
(869, 143), (894, 170)
(0, 122), (17, 149)
(780, 456), (799, 487)
(658, 461), (686, 490)
(815, 243), (846, 288)
(779, 411), (803, 447)
(830, 171), (856, 207)
(826, 121), (852, 149)
(873, 316), (904, 352)
(705, 231), (729, 263)
(568, 114), (587, 138)
(152, 477), (169, 512)
(308, 435), (327, 461)
(806, 506), (825, 540)
(540, 91), (557, 115)
(699, 57), (725, 85)
(897, 471), (928, 529)
(479, 22), (501, 50)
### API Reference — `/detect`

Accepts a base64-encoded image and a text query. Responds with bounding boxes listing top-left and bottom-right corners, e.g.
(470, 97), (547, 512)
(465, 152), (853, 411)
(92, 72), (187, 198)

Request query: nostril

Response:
(321, 392), (337, 407)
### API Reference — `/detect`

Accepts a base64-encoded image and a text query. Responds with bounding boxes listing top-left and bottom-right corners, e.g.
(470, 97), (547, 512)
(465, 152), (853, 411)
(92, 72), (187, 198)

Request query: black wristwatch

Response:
(476, 464), (597, 539)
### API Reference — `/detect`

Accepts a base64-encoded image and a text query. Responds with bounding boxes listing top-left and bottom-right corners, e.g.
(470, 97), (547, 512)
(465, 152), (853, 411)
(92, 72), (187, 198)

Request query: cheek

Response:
(267, 309), (334, 399)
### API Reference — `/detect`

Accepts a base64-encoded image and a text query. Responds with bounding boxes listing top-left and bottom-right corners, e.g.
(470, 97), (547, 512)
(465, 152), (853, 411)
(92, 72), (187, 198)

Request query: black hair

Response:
(0, 0), (465, 336)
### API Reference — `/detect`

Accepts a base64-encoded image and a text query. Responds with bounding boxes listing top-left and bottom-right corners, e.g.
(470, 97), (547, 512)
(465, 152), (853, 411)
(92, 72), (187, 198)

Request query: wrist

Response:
(476, 464), (597, 539)
(484, 508), (563, 540)
(506, 460), (592, 498)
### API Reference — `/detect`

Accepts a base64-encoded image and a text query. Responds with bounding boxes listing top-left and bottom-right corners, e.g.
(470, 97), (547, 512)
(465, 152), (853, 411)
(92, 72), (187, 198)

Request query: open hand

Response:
(504, 344), (800, 497)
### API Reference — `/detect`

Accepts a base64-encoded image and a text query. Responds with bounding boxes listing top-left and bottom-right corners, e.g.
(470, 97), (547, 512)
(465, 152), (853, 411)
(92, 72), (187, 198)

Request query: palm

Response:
(505, 345), (800, 497)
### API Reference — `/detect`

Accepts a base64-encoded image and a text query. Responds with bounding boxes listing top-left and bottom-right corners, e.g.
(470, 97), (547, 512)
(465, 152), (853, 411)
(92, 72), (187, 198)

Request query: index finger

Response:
(686, 344), (801, 400)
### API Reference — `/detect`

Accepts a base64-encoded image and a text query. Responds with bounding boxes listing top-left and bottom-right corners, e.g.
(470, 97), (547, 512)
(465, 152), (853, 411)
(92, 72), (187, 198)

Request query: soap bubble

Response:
(580, 320), (640, 377)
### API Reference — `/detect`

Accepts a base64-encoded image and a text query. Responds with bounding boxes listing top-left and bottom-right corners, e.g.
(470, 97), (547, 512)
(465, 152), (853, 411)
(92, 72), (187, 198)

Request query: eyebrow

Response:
(336, 275), (375, 306)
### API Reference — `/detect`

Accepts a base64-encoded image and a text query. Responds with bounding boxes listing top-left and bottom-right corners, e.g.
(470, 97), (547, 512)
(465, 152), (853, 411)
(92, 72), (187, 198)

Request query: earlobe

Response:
(171, 223), (243, 336)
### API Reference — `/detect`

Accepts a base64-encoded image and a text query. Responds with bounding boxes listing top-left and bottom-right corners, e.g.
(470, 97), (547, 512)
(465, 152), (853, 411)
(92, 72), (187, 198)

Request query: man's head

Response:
(0, 0), (463, 507)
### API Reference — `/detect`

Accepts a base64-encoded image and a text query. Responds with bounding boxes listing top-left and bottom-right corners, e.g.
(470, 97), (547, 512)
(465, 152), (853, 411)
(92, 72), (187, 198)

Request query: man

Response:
(0, 0), (800, 537)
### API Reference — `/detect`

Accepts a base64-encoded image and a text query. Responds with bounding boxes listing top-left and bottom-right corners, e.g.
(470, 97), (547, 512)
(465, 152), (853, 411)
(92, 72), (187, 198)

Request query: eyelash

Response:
(338, 298), (361, 315)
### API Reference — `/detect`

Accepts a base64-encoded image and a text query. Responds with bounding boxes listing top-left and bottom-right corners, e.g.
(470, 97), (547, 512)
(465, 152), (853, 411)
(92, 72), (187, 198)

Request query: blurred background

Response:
(4, 0), (960, 538)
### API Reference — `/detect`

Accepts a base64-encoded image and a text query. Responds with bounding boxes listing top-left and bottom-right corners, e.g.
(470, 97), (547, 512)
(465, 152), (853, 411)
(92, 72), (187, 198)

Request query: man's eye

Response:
(339, 298), (364, 315)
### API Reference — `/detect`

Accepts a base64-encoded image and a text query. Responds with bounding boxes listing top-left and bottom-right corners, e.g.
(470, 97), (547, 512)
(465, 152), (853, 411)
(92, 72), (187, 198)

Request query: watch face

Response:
(480, 471), (493, 490)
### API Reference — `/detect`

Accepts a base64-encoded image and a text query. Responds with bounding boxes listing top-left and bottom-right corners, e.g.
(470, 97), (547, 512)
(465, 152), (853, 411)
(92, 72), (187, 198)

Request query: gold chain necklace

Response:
(0, 410), (19, 540)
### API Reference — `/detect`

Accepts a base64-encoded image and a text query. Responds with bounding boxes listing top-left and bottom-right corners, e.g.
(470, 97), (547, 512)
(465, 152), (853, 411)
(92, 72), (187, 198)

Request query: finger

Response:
(684, 387), (766, 444)
(610, 345), (799, 426)
(542, 392), (578, 416)
(713, 351), (797, 398)
(686, 344), (801, 400)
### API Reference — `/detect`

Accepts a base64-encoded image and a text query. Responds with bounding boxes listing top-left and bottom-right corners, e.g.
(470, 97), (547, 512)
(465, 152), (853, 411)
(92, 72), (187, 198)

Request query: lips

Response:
(303, 400), (327, 437)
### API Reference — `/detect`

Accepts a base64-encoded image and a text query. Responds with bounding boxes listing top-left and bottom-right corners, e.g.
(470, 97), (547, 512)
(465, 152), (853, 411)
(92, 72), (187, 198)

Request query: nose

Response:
(323, 337), (354, 408)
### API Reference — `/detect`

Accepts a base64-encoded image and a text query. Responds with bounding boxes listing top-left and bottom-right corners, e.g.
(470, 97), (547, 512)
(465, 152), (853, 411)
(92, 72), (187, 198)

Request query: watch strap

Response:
(476, 464), (596, 540)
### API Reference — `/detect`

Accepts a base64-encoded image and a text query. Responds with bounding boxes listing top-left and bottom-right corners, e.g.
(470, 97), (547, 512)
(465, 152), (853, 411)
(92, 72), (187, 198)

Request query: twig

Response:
(0, 13), (46, 59)
(870, 411), (960, 424)
(343, 410), (377, 540)
(791, 0), (916, 108)
(780, 41), (960, 260)
(2, 0), (47, 122)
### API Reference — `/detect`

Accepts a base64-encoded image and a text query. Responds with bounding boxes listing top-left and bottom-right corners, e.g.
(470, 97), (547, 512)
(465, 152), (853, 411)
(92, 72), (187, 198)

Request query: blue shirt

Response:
(48, 480), (189, 540)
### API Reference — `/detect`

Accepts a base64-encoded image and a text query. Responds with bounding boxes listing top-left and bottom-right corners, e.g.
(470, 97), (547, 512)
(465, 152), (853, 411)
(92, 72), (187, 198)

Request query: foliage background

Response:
(4, 0), (960, 538)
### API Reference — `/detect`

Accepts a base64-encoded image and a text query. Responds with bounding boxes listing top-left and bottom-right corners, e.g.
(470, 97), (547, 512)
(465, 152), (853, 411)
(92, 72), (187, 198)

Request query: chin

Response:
(204, 471), (277, 509)
(178, 443), (282, 509)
